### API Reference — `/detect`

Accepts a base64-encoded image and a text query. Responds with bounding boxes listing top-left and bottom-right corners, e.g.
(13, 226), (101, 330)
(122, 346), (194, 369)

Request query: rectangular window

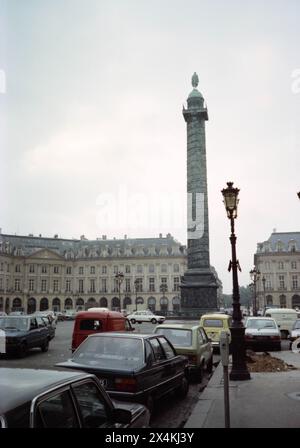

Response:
(173, 277), (180, 291)
(102, 266), (107, 274)
(101, 279), (107, 293)
(29, 279), (34, 291)
(66, 280), (71, 293)
(265, 261), (270, 270)
(66, 266), (72, 275)
(79, 267), (84, 275)
(149, 277), (155, 292)
(7, 264), (10, 272)
(279, 275), (285, 289)
(125, 278), (131, 292)
(292, 275), (298, 290)
(113, 279), (119, 292)
(14, 279), (20, 291)
(90, 279), (95, 293)
(278, 262), (284, 270)
(160, 277), (168, 292)
(173, 264), (180, 273)
(137, 265), (143, 274)
(41, 279), (47, 292)
(0, 278), (2, 290)
(29, 264), (35, 273)
(41, 265), (47, 274)
(0, 263), (3, 271)
(125, 265), (131, 274)
(90, 266), (95, 275)
(149, 264), (155, 273)
(54, 266), (59, 274)
(114, 266), (118, 274)
(161, 264), (167, 273)
(79, 279), (84, 293)
(266, 279), (272, 290)
(15, 265), (21, 273)
(53, 280), (59, 292)
(291, 261), (297, 270)
(135, 278), (143, 293)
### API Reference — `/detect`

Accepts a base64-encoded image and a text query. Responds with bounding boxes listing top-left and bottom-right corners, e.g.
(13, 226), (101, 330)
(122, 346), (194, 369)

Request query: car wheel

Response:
(177, 376), (189, 399)
(206, 357), (213, 374)
(151, 318), (157, 324)
(131, 319), (136, 324)
(18, 343), (27, 358)
(41, 340), (49, 352)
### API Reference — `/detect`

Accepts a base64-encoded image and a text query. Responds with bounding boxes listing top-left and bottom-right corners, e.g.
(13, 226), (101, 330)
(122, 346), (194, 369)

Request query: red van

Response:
(71, 310), (133, 352)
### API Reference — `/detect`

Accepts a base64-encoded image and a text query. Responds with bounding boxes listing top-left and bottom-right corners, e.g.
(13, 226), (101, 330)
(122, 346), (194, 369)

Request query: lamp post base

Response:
(229, 326), (251, 381)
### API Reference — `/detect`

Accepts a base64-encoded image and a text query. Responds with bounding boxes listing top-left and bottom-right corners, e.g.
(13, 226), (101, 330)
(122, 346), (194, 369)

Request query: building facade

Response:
(0, 231), (222, 314)
(254, 232), (300, 310)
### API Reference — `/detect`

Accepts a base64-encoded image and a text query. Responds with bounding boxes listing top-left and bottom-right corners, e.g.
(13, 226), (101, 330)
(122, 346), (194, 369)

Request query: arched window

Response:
(52, 298), (61, 312)
(123, 296), (131, 308)
(148, 297), (156, 312)
(65, 298), (73, 310)
(112, 297), (120, 310)
(27, 297), (36, 314)
(40, 297), (49, 312)
(160, 297), (168, 312)
(100, 297), (108, 308)
(86, 298), (97, 309)
(76, 298), (84, 311)
(136, 297), (144, 305)
(279, 295), (286, 308)
(12, 297), (22, 311)
(172, 296), (181, 313)
(266, 295), (273, 306)
(292, 295), (300, 309)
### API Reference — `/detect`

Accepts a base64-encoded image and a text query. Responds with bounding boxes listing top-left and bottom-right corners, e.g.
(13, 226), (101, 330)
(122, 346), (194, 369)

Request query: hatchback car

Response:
(153, 323), (213, 381)
(126, 310), (165, 324)
(0, 315), (50, 357)
(57, 332), (189, 414)
(199, 313), (232, 350)
(244, 317), (281, 351)
(0, 368), (149, 428)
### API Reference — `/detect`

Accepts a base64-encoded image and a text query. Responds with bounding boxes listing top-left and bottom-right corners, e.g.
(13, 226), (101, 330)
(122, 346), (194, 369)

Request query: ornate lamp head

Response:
(221, 182), (240, 219)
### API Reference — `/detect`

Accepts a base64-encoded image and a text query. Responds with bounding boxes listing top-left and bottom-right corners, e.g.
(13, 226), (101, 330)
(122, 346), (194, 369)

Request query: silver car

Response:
(245, 317), (281, 351)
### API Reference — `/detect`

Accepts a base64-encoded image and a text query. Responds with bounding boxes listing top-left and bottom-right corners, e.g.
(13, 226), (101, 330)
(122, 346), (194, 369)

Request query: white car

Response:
(127, 310), (165, 324)
(245, 317), (281, 351)
(289, 319), (300, 349)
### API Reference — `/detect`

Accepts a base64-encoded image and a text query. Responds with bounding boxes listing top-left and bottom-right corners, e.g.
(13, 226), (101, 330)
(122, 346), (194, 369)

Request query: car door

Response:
(34, 388), (80, 428)
(198, 328), (210, 365)
(157, 336), (185, 390)
(36, 317), (49, 346)
(71, 380), (116, 428)
(27, 318), (40, 348)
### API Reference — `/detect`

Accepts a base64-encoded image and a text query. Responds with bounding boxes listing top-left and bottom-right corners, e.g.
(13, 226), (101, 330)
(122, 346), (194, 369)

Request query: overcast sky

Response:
(0, 0), (300, 293)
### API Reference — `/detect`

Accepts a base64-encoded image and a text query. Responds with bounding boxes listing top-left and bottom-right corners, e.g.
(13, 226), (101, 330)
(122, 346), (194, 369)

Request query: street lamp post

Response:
(115, 272), (124, 311)
(262, 276), (266, 312)
(221, 182), (250, 381)
(250, 267), (260, 316)
(297, 192), (300, 200)
(134, 279), (139, 311)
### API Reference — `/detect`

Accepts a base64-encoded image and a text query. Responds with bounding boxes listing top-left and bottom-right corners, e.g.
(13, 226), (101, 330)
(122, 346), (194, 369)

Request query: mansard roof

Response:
(257, 232), (300, 253)
(0, 233), (187, 259)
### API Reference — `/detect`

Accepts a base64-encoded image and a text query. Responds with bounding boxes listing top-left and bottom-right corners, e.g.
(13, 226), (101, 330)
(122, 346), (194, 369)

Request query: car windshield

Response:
(155, 328), (192, 347)
(246, 319), (276, 329)
(203, 319), (224, 328)
(0, 317), (29, 331)
(293, 320), (300, 330)
(73, 336), (144, 370)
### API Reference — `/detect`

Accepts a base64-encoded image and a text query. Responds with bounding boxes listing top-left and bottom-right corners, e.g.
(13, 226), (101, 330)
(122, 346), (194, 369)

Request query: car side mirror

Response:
(113, 408), (132, 424)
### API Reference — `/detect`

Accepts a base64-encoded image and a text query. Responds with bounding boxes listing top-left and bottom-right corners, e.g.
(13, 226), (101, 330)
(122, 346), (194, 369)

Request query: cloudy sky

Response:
(0, 0), (300, 293)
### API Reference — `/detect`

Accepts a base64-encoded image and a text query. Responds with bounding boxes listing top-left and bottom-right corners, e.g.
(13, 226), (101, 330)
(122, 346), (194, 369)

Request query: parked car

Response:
(153, 323), (213, 381)
(55, 311), (65, 321)
(0, 315), (50, 357)
(288, 319), (300, 349)
(63, 309), (77, 320)
(126, 310), (165, 325)
(57, 332), (189, 414)
(199, 313), (232, 350)
(9, 311), (25, 316)
(264, 308), (299, 339)
(244, 317), (281, 351)
(71, 310), (134, 352)
(0, 368), (149, 428)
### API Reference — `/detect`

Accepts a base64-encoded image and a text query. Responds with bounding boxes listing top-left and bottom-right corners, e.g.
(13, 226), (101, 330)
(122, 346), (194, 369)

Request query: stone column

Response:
(180, 73), (218, 316)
